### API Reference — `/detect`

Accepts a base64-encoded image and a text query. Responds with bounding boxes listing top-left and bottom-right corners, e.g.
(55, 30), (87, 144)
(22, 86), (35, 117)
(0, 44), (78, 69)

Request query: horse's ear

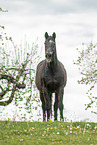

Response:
(52, 32), (56, 39)
(45, 32), (48, 39)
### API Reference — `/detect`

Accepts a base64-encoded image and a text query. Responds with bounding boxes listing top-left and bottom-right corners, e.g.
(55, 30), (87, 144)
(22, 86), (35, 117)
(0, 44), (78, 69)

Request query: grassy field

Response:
(0, 121), (97, 145)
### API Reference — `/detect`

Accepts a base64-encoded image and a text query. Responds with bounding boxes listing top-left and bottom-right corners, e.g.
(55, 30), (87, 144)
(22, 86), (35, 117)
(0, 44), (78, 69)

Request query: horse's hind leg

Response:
(58, 88), (64, 121)
(40, 93), (46, 121)
(54, 93), (58, 121)
(60, 101), (64, 121)
(50, 94), (52, 119)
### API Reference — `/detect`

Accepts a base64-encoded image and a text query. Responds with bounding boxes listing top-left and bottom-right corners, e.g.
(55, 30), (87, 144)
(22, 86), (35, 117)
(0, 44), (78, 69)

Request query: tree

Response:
(74, 42), (97, 114)
(0, 8), (41, 121)
(0, 26), (41, 120)
(0, 24), (40, 103)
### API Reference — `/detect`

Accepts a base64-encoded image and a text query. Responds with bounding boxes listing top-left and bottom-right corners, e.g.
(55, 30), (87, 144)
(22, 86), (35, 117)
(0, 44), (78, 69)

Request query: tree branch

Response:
(0, 87), (9, 99)
(3, 67), (34, 71)
(0, 74), (26, 89)
(0, 59), (29, 106)
(0, 85), (16, 106)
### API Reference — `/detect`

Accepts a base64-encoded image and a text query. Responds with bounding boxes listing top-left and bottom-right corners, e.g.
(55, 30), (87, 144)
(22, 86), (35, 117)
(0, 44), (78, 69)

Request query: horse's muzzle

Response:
(46, 51), (53, 63)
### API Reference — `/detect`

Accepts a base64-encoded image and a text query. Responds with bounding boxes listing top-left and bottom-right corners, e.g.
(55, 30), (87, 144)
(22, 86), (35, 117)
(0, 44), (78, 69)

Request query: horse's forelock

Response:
(46, 36), (55, 42)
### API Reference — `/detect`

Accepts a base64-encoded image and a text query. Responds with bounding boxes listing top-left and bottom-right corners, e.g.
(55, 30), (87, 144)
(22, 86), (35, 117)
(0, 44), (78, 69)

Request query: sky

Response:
(0, 0), (97, 122)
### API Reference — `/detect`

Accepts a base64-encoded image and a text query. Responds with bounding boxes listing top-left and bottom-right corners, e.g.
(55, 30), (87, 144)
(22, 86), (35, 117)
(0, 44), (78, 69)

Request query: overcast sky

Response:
(1, 0), (97, 122)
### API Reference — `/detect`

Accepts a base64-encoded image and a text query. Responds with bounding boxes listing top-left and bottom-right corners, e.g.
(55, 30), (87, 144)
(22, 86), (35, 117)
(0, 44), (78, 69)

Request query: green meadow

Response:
(0, 121), (97, 145)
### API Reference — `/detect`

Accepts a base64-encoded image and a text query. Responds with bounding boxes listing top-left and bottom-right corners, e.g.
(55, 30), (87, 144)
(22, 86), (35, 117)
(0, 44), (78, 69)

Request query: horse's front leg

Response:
(47, 94), (52, 121)
(54, 93), (58, 121)
(40, 93), (46, 121)
(58, 87), (64, 121)
(43, 88), (51, 121)
(46, 93), (51, 121)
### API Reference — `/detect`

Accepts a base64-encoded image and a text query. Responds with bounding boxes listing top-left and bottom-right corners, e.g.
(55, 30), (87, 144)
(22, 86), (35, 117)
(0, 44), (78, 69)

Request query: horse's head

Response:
(45, 32), (56, 63)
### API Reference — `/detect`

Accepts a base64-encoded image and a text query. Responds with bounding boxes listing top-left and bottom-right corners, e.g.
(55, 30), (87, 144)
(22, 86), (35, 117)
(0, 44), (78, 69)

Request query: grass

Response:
(0, 120), (97, 145)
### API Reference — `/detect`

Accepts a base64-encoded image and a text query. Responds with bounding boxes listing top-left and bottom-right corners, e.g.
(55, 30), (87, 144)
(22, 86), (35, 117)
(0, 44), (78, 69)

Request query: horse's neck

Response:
(47, 52), (58, 72)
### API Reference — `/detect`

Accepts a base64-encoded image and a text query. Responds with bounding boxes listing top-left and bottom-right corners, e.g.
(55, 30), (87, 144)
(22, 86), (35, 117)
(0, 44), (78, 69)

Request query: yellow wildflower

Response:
(50, 128), (53, 130)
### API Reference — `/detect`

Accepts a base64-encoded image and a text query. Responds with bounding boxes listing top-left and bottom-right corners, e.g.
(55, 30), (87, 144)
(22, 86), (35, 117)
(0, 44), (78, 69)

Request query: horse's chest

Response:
(43, 70), (61, 92)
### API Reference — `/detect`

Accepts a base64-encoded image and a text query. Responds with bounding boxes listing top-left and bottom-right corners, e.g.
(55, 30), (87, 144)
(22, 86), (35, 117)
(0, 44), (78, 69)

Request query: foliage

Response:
(0, 121), (97, 145)
(74, 42), (97, 114)
(0, 8), (8, 12)
(0, 8), (41, 121)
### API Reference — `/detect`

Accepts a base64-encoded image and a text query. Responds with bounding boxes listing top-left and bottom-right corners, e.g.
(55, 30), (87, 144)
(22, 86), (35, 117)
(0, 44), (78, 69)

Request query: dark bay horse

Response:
(35, 32), (67, 121)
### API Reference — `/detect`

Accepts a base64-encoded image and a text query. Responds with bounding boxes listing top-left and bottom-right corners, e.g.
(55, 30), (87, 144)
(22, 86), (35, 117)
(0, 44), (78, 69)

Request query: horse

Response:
(35, 32), (67, 121)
